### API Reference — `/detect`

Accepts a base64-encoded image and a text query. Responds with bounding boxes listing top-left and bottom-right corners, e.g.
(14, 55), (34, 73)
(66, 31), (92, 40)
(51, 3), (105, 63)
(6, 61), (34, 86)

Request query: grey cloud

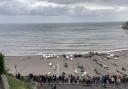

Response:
(0, 0), (128, 17)
(46, 0), (128, 6)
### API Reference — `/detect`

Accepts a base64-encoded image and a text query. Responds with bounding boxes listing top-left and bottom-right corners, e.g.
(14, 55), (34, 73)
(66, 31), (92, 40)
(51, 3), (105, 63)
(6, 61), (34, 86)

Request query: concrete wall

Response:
(0, 75), (9, 89)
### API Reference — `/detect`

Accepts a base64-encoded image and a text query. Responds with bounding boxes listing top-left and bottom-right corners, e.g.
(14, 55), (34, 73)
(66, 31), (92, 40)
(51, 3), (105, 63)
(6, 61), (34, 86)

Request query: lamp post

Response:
(14, 65), (17, 75)
(57, 64), (60, 75)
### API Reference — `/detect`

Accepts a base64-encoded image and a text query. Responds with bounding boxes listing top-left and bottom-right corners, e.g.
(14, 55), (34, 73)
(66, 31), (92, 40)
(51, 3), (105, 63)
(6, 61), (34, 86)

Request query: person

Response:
(52, 84), (56, 89)
(16, 73), (21, 79)
(29, 73), (33, 79)
(116, 75), (121, 85)
(111, 76), (115, 84)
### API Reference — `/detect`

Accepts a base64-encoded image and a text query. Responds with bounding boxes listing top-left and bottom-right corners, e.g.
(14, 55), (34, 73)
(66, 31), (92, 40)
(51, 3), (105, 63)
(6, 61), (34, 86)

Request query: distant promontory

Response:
(122, 21), (128, 29)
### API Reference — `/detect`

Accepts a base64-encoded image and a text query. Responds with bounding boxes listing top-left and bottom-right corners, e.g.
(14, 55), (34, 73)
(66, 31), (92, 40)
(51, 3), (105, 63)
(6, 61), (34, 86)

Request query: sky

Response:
(0, 0), (128, 23)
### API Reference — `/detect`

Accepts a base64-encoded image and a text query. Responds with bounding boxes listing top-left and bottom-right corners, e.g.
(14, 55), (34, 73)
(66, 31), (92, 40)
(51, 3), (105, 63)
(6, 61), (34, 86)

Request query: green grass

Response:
(7, 75), (32, 89)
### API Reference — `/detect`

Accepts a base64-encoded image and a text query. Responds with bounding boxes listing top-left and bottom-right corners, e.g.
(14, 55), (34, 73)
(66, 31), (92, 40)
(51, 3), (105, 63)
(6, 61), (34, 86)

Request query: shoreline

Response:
(4, 48), (128, 56)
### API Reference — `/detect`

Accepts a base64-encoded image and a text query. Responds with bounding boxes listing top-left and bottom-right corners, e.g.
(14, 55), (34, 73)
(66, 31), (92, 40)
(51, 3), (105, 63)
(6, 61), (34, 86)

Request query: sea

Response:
(0, 22), (128, 56)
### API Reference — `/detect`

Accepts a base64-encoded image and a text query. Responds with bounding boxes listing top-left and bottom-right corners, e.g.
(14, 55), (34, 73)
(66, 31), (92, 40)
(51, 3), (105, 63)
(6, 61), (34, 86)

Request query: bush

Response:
(0, 53), (5, 75)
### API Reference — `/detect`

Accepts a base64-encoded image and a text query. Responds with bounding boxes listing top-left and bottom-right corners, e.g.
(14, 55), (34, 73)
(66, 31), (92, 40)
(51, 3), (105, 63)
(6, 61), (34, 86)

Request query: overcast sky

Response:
(0, 0), (128, 23)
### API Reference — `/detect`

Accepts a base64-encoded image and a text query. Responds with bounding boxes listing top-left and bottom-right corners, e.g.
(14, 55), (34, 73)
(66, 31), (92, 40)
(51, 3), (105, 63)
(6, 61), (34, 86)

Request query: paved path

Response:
(33, 83), (127, 89)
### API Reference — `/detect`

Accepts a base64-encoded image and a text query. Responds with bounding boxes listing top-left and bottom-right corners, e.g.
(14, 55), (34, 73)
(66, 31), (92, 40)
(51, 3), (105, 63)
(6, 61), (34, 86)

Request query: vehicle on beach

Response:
(53, 65), (57, 70)
(64, 63), (68, 68)
(49, 63), (53, 67)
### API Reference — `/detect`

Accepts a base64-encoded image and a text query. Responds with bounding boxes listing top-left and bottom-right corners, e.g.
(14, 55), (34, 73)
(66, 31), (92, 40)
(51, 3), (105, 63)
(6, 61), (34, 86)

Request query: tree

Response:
(0, 53), (5, 75)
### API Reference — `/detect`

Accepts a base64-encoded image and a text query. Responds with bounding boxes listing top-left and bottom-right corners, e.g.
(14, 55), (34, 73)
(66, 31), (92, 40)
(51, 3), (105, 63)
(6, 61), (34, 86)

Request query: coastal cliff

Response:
(122, 21), (128, 29)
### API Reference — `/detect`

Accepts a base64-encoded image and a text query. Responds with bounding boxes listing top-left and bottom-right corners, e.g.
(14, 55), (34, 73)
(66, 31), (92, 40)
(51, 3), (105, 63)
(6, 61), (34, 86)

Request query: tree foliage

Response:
(0, 53), (5, 75)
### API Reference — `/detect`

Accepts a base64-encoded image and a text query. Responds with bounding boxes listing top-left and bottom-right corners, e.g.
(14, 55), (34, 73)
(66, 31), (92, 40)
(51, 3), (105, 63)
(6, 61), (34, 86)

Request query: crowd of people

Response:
(16, 72), (128, 86)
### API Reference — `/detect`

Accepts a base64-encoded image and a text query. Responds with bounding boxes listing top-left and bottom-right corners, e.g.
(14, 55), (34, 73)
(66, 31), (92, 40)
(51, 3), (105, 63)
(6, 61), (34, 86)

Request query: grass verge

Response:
(7, 75), (32, 89)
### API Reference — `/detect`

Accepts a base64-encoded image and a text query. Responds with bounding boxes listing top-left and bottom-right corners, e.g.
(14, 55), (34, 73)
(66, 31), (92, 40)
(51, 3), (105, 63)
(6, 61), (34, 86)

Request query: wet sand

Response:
(4, 50), (128, 76)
